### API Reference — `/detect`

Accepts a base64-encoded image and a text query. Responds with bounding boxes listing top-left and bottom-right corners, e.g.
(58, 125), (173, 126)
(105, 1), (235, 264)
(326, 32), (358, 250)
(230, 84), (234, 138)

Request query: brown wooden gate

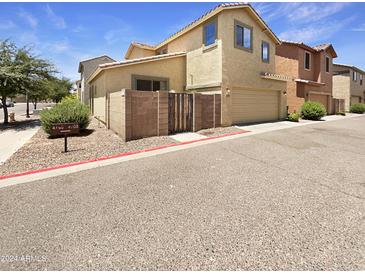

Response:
(168, 93), (193, 134)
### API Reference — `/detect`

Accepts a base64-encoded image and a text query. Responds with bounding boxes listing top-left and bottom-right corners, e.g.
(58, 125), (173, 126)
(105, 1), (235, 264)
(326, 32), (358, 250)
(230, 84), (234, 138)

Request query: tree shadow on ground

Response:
(0, 119), (41, 132)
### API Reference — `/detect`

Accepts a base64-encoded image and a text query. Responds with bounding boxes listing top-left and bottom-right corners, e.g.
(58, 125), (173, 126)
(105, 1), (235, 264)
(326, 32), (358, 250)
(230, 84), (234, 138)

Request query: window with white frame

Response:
(353, 71), (357, 81)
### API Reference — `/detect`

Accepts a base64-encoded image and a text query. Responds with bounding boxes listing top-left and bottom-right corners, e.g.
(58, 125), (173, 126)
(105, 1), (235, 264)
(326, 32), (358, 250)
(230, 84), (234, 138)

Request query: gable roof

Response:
(124, 2), (281, 59)
(125, 42), (155, 59)
(281, 40), (337, 58)
(88, 51), (186, 83)
(333, 63), (365, 75)
(78, 55), (116, 73)
(155, 3), (281, 49)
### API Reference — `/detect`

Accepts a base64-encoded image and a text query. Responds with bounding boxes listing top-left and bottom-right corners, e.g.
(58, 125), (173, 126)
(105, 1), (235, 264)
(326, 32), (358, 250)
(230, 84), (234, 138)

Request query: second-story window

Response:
(234, 20), (253, 51)
(203, 20), (217, 46)
(353, 71), (357, 81)
(304, 52), (311, 70)
(261, 41), (270, 63)
(325, 56), (330, 73)
(360, 74), (363, 85)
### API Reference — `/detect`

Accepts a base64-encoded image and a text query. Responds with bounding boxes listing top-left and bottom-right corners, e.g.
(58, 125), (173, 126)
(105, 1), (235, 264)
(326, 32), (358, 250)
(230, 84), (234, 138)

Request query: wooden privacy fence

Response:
(332, 98), (345, 113)
(168, 93), (193, 134)
(106, 89), (221, 141)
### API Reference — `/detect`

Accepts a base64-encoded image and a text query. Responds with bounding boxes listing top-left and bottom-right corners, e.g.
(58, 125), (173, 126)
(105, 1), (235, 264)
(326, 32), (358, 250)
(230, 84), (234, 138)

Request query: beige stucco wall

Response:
(186, 40), (222, 89)
(333, 74), (350, 111)
(156, 23), (206, 54)
(349, 69), (365, 101)
(89, 56), (186, 123)
(127, 47), (155, 60)
(79, 56), (115, 106)
(218, 9), (287, 125)
(333, 65), (365, 111)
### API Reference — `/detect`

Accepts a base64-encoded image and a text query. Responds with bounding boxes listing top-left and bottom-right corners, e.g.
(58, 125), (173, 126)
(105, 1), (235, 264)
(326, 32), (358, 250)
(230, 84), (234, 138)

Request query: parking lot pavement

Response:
(0, 116), (364, 270)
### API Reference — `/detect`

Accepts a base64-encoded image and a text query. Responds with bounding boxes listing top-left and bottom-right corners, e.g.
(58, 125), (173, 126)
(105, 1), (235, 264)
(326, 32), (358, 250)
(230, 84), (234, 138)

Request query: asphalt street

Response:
(0, 116), (364, 270)
(0, 102), (54, 121)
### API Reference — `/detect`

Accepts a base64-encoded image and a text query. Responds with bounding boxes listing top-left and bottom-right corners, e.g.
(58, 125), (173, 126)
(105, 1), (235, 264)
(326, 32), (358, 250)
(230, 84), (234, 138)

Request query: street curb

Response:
(0, 130), (249, 181)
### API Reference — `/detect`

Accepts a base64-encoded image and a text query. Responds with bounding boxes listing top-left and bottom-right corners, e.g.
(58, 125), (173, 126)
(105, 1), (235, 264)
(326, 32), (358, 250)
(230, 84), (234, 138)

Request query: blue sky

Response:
(0, 2), (364, 81)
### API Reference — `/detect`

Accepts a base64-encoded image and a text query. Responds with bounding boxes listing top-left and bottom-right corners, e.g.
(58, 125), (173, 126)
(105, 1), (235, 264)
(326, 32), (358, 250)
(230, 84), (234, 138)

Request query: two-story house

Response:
(275, 41), (338, 114)
(88, 3), (289, 126)
(78, 55), (115, 106)
(333, 63), (365, 111)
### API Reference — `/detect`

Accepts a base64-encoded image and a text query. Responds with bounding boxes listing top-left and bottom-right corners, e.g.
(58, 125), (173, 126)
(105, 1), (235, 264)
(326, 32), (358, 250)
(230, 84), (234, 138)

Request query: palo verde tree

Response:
(0, 40), (27, 124)
(14, 47), (55, 118)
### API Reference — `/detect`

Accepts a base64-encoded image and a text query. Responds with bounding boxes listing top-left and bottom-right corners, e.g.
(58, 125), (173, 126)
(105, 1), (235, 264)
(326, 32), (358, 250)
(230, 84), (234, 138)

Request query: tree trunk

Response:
(34, 98), (38, 110)
(1, 97), (8, 124)
(26, 91), (30, 118)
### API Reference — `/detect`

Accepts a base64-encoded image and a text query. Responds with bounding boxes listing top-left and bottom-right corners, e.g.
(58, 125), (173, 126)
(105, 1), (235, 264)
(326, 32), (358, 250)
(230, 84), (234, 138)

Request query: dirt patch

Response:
(198, 126), (246, 138)
(0, 118), (177, 176)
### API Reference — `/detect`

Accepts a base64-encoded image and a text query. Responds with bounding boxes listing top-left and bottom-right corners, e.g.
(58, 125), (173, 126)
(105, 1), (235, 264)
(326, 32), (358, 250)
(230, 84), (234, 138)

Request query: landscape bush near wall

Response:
(40, 98), (91, 135)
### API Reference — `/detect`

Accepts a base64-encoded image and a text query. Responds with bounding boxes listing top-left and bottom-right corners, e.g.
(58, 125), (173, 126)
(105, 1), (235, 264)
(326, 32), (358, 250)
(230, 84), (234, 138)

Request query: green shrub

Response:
(288, 112), (300, 122)
(40, 97), (90, 135)
(300, 101), (327, 120)
(349, 103), (365, 114)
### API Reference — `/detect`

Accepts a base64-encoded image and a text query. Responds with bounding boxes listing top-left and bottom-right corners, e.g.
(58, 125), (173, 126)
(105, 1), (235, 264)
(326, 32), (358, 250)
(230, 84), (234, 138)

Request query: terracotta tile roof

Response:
(334, 63), (365, 75)
(100, 51), (186, 69)
(313, 43), (331, 51)
(131, 42), (155, 50)
(87, 52), (187, 83)
(281, 40), (337, 57)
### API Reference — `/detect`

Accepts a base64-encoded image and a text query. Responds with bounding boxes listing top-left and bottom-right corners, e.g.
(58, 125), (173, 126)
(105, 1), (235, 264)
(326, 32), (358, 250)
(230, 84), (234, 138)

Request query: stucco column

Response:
(157, 91), (169, 136)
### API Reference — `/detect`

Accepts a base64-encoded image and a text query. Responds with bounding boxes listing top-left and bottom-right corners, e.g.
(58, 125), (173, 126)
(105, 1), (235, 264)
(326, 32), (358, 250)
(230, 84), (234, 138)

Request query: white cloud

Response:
(287, 3), (348, 23)
(17, 10), (38, 29)
(49, 40), (70, 53)
(352, 23), (365, 32)
(45, 4), (66, 29)
(253, 3), (348, 24)
(104, 25), (133, 45)
(279, 18), (354, 44)
(253, 3), (301, 23)
(72, 25), (85, 33)
(0, 20), (16, 30)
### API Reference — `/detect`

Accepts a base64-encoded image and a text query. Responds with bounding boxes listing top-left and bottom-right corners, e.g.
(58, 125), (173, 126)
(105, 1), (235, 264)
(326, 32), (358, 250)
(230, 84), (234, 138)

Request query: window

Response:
(325, 56), (330, 73)
(133, 75), (169, 91)
(234, 20), (253, 51)
(304, 52), (311, 70)
(261, 41), (270, 63)
(360, 74), (363, 85)
(353, 71), (357, 81)
(203, 20), (217, 46)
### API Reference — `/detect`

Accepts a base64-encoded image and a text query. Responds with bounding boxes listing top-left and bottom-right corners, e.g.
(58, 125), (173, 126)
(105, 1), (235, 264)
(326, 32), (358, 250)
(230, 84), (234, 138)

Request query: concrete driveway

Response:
(0, 116), (364, 270)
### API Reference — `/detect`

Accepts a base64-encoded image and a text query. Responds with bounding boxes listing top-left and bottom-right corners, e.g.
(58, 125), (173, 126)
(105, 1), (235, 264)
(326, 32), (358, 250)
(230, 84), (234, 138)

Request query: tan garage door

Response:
(351, 96), (360, 105)
(309, 93), (329, 112)
(231, 89), (280, 124)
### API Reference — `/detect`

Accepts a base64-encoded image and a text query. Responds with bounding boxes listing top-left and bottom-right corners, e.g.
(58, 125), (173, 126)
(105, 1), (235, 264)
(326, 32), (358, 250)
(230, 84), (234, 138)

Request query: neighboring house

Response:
(78, 55), (116, 105)
(275, 41), (337, 114)
(333, 63), (365, 111)
(88, 3), (289, 126)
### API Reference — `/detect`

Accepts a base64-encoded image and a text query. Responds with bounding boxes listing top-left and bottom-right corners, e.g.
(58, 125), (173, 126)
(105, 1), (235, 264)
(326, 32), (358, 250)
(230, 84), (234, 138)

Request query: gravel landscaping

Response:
(198, 126), (246, 137)
(0, 118), (177, 176)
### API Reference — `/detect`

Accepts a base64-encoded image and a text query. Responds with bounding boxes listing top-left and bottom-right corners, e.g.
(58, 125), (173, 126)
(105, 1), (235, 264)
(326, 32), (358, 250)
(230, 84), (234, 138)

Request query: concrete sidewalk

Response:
(0, 121), (40, 164)
(235, 114), (364, 134)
